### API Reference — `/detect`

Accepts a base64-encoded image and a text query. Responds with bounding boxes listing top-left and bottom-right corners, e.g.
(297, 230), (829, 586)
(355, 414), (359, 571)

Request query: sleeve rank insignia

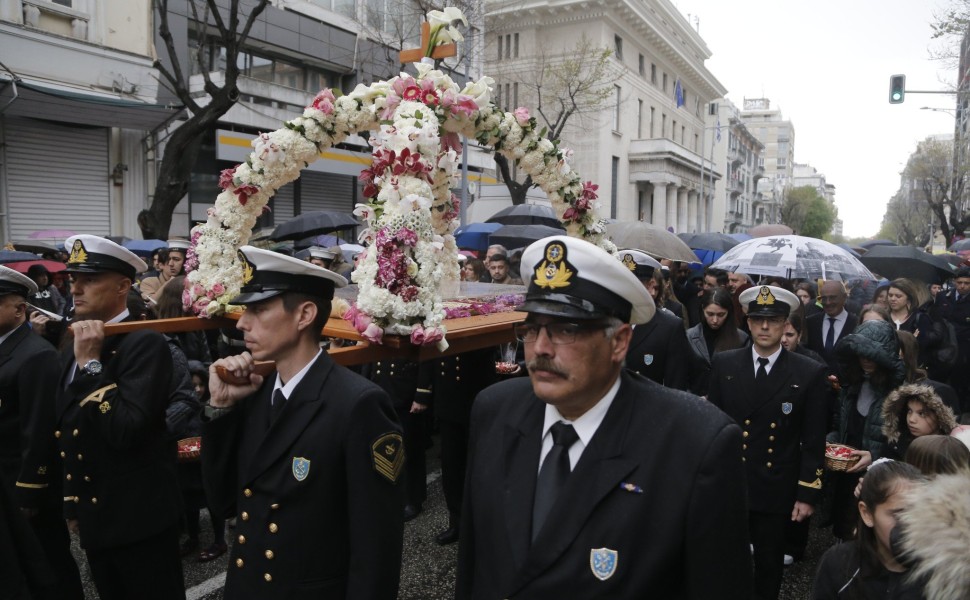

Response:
(372, 432), (405, 483)
(80, 384), (118, 408)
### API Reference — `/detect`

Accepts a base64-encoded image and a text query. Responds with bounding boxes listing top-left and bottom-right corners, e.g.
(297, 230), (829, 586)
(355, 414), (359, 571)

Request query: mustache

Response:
(526, 357), (567, 377)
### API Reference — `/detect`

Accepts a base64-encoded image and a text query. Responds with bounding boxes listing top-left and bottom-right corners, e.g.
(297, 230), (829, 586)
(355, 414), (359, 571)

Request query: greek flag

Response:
(716, 118), (721, 143)
(674, 79), (685, 108)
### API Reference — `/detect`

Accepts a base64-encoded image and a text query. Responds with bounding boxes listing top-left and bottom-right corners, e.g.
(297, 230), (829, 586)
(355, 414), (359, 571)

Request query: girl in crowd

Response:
(831, 320), (907, 540)
(686, 288), (747, 396)
(811, 461), (926, 600)
(859, 303), (891, 324)
(782, 313), (825, 365)
(881, 384), (958, 460)
(871, 284), (891, 309)
(895, 330), (960, 411)
(904, 434), (970, 475)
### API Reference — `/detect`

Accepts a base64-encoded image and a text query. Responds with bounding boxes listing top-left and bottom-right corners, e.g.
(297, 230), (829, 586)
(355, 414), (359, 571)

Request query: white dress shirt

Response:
(751, 345), (783, 376)
(272, 348), (323, 403)
(823, 309), (849, 342)
(538, 376), (622, 472)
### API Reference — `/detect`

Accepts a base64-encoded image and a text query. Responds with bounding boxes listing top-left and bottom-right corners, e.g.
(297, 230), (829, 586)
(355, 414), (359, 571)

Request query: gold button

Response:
(84, 476), (91, 482)
(455, 365), (460, 371)
(742, 444), (747, 450)
(270, 503), (279, 510)
(66, 474), (72, 481)
(269, 523), (278, 533)
(73, 429), (79, 437)
(440, 371), (445, 376)
(55, 430), (61, 438)
(73, 497), (79, 503)
(244, 488), (252, 497)
(389, 371), (394, 376)
(769, 436), (775, 442)
(742, 431), (749, 438)
(238, 535), (246, 544)
(91, 497), (98, 504)
(264, 573), (272, 582)
(767, 462), (773, 468)
(744, 420), (750, 425)
(768, 448), (773, 454)
(455, 357), (460, 362)
(60, 451), (66, 458)
(236, 558), (244, 568)
(742, 457), (746, 462)
(376, 370), (381, 375)
(77, 454), (83, 461)
(456, 376), (461, 381)
(265, 550), (274, 559)
(241, 512), (249, 521)
(770, 423), (777, 429)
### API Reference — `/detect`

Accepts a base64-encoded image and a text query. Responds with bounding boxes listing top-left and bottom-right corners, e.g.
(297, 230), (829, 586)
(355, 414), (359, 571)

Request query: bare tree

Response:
(140, 0), (269, 240)
(491, 35), (621, 205)
(904, 137), (970, 246)
(878, 191), (934, 246)
(930, 0), (970, 68)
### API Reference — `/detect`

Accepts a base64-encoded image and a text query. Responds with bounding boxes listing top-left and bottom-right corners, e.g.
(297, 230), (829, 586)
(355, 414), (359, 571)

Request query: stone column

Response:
(666, 185), (678, 232)
(651, 183), (667, 229)
(677, 187), (689, 233)
(687, 190), (699, 234)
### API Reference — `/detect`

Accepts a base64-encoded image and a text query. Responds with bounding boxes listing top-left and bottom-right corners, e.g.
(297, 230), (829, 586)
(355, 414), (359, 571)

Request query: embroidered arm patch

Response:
(371, 432), (405, 483)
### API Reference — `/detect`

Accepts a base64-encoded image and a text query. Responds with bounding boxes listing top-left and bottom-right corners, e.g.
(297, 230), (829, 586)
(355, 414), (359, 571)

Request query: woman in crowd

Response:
(156, 276), (211, 364)
(811, 461), (926, 600)
(881, 383), (958, 460)
(871, 284), (891, 309)
(686, 288), (748, 396)
(794, 281), (822, 317)
(895, 330), (960, 412)
(461, 258), (487, 282)
(782, 313), (825, 365)
(887, 278), (939, 371)
(831, 319), (907, 540)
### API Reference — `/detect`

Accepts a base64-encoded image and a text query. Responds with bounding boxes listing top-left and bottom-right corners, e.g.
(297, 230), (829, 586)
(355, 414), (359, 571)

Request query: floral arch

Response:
(185, 45), (611, 350)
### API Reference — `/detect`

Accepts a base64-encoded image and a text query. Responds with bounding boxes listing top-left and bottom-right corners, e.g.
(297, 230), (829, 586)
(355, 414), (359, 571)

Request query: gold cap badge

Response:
(239, 251), (255, 285)
(621, 254), (637, 272)
(533, 242), (574, 289)
(68, 239), (88, 264)
(756, 286), (776, 306)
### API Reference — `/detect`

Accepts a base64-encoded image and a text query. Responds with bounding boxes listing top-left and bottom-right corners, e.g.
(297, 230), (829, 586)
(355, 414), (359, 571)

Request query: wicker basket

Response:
(824, 443), (860, 472)
(177, 436), (202, 463)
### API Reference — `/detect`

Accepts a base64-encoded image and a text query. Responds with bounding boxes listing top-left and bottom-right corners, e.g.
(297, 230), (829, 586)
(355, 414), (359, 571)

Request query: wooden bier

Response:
(398, 22), (457, 64)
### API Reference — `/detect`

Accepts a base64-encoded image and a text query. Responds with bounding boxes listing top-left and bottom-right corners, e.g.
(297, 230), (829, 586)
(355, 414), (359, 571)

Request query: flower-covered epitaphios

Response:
(186, 7), (611, 349)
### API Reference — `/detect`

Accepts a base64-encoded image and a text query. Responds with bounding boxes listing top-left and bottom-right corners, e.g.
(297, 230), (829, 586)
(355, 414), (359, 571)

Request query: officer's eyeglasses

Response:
(514, 322), (609, 345)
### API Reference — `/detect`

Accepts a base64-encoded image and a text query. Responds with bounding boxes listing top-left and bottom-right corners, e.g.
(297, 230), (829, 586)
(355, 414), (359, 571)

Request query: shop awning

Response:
(0, 77), (183, 130)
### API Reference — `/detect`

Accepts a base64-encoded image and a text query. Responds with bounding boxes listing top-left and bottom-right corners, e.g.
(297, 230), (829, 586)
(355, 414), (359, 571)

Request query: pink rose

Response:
(514, 107), (531, 126)
(362, 323), (384, 344)
(410, 325), (426, 346)
(422, 327), (443, 345)
(311, 89), (336, 114)
(211, 283), (225, 295)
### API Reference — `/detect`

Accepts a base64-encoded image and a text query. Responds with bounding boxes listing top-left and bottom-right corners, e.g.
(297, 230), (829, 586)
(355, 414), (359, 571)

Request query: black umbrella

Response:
(0, 250), (41, 263)
(485, 204), (561, 228)
(270, 211), (360, 242)
(678, 232), (740, 253)
(488, 224), (565, 250)
(859, 245), (955, 284)
(859, 239), (897, 250)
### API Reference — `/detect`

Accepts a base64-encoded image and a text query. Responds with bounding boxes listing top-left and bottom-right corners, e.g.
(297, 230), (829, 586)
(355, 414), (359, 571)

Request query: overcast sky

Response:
(673, 0), (956, 239)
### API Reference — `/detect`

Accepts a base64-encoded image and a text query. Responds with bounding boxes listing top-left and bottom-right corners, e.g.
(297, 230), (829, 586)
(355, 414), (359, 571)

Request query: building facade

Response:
(739, 97), (794, 232)
(485, 0), (726, 233)
(707, 99), (764, 233)
(791, 162), (841, 236)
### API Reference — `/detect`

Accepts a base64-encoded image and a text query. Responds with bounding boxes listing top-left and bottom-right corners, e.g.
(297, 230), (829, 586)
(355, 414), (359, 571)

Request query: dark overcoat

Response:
(456, 371), (752, 599)
(624, 308), (690, 390)
(203, 352), (404, 600)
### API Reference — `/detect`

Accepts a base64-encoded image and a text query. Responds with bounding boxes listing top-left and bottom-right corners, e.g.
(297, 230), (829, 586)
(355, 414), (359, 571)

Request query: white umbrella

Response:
(711, 235), (875, 281)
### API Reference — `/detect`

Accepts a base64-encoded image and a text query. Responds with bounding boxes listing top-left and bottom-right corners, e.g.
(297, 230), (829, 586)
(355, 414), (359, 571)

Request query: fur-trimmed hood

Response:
(899, 473), (970, 599)
(882, 383), (958, 444)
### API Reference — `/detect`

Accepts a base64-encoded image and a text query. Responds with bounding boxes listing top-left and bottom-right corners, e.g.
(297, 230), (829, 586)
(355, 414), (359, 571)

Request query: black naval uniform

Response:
(624, 307), (690, 390)
(709, 347), (827, 600)
(456, 372), (752, 599)
(417, 348), (497, 527)
(203, 352), (405, 599)
(0, 321), (83, 599)
(363, 359), (427, 511)
(934, 288), (970, 411)
(56, 322), (184, 600)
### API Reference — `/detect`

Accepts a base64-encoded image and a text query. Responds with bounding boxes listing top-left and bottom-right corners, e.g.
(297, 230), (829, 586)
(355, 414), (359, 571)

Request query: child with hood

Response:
(882, 384), (959, 460)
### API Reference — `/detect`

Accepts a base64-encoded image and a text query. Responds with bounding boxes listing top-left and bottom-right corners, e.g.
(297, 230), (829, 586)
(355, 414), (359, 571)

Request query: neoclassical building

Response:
(486, 0), (727, 233)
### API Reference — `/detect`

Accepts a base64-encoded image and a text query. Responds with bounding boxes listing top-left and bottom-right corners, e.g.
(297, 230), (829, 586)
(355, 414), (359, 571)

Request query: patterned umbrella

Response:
(711, 235), (875, 281)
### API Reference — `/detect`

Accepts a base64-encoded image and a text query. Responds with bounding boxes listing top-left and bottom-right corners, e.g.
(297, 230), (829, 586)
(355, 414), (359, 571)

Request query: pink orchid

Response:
(452, 95), (477, 117)
(233, 185), (259, 206)
(218, 167), (237, 190)
(581, 181), (599, 200)
(514, 107), (531, 126)
(563, 207), (580, 221)
(441, 132), (462, 153)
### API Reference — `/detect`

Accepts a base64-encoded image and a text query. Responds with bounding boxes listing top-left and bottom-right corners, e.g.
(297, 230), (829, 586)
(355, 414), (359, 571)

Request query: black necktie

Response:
(269, 389), (287, 427)
(824, 317), (837, 352)
(532, 422), (579, 542)
(756, 357), (769, 383)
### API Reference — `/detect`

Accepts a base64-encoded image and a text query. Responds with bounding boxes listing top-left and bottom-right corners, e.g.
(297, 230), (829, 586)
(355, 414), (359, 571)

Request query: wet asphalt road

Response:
(70, 437), (832, 599)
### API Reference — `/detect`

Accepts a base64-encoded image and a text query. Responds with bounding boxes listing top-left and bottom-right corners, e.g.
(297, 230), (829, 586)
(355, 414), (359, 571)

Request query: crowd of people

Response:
(2, 232), (970, 600)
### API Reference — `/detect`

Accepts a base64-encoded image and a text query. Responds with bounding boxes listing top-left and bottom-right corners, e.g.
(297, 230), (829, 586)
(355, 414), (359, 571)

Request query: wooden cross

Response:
(399, 21), (457, 64)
